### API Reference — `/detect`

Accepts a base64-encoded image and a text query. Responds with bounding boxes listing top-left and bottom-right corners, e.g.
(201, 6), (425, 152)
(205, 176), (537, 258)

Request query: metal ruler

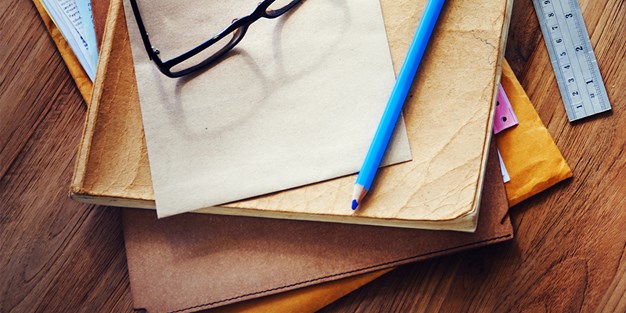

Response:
(532, 0), (611, 121)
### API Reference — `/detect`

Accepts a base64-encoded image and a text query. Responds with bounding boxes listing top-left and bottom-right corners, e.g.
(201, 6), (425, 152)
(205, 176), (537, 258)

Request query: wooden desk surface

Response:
(1, 0), (624, 312)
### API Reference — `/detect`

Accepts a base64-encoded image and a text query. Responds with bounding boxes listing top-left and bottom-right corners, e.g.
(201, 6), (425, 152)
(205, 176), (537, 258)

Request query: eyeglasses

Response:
(129, 0), (303, 78)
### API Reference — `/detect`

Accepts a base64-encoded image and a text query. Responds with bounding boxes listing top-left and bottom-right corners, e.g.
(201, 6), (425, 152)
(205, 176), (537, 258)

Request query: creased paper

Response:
(123, 0), (411, 217)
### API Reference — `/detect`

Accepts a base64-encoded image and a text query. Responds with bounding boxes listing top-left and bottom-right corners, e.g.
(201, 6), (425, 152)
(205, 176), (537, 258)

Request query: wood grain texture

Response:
(0, 1), (131, 312)
(0, 0), (624, 312)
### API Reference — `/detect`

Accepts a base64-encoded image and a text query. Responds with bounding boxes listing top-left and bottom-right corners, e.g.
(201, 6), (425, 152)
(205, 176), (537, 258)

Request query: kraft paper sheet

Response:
(122, 0), (411, 217)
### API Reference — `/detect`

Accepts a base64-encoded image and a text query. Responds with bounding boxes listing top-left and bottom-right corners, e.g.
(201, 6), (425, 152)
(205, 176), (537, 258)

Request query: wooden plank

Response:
(0, 0), (69, 180)
(0, 2), (131, 312)
(0, 69), (132, 312)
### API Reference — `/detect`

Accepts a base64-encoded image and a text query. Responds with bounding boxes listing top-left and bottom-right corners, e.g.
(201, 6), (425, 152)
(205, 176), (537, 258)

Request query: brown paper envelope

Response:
(122, 140), (512, 313)
(207, 269), (392, 313)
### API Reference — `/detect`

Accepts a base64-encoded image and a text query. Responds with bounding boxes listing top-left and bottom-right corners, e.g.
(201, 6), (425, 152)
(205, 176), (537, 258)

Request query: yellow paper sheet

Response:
(497, 60), (573, 206)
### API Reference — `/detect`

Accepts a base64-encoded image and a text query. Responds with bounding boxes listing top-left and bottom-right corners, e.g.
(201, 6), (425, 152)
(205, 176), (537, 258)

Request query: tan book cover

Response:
(71, 0), (513, 231)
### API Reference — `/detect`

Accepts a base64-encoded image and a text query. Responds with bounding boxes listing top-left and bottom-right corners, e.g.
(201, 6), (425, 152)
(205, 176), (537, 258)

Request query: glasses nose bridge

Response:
(233, 3), (271, 29)
(252, 0), (277, 19)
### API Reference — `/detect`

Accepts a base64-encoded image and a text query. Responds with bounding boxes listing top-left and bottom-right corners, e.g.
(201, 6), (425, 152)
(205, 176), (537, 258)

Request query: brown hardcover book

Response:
(71, 0), (513, 231)
(123, 141), (512, 312)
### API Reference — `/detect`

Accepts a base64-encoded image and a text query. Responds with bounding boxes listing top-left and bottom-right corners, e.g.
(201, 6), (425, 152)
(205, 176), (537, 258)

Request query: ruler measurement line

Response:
(532, 0), (612, 122)
(570, 0), (607, 112)
(564, 0), (593, 116)
(558, 0), (588, 118)
(541, 1), (580, 119)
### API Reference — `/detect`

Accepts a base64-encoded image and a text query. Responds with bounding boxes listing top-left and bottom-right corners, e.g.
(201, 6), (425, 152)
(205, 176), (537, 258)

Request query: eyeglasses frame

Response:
(129, 0), (302, 78)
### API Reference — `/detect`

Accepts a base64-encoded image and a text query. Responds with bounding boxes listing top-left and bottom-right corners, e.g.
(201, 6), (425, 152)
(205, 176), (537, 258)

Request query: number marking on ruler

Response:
(532, 0), (611, 122)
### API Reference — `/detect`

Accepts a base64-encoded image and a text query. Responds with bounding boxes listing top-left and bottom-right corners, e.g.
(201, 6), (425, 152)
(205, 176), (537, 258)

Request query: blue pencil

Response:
(352, 0), (446, 210)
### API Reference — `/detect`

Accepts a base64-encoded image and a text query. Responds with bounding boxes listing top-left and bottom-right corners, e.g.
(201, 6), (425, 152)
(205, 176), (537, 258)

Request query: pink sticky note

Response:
(493, 84), (519, 134)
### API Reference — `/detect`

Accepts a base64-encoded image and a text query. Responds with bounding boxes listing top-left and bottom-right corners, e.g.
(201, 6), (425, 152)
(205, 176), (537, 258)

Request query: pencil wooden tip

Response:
(351, 184), (367, 211)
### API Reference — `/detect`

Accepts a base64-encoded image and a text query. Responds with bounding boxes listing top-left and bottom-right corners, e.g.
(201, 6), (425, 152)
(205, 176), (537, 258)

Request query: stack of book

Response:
(34, 0), (570, 311)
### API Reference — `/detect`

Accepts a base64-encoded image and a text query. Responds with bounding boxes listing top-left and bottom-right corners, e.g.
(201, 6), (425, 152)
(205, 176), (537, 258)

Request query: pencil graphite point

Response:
(351, 184), (367, 211)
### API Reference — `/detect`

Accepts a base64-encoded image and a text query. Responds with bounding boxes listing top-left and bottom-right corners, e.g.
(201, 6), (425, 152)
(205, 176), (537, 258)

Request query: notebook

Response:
(32, 0), (93, 103)
(39, 0), (98, 80)
(71, 0), (514, 232)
